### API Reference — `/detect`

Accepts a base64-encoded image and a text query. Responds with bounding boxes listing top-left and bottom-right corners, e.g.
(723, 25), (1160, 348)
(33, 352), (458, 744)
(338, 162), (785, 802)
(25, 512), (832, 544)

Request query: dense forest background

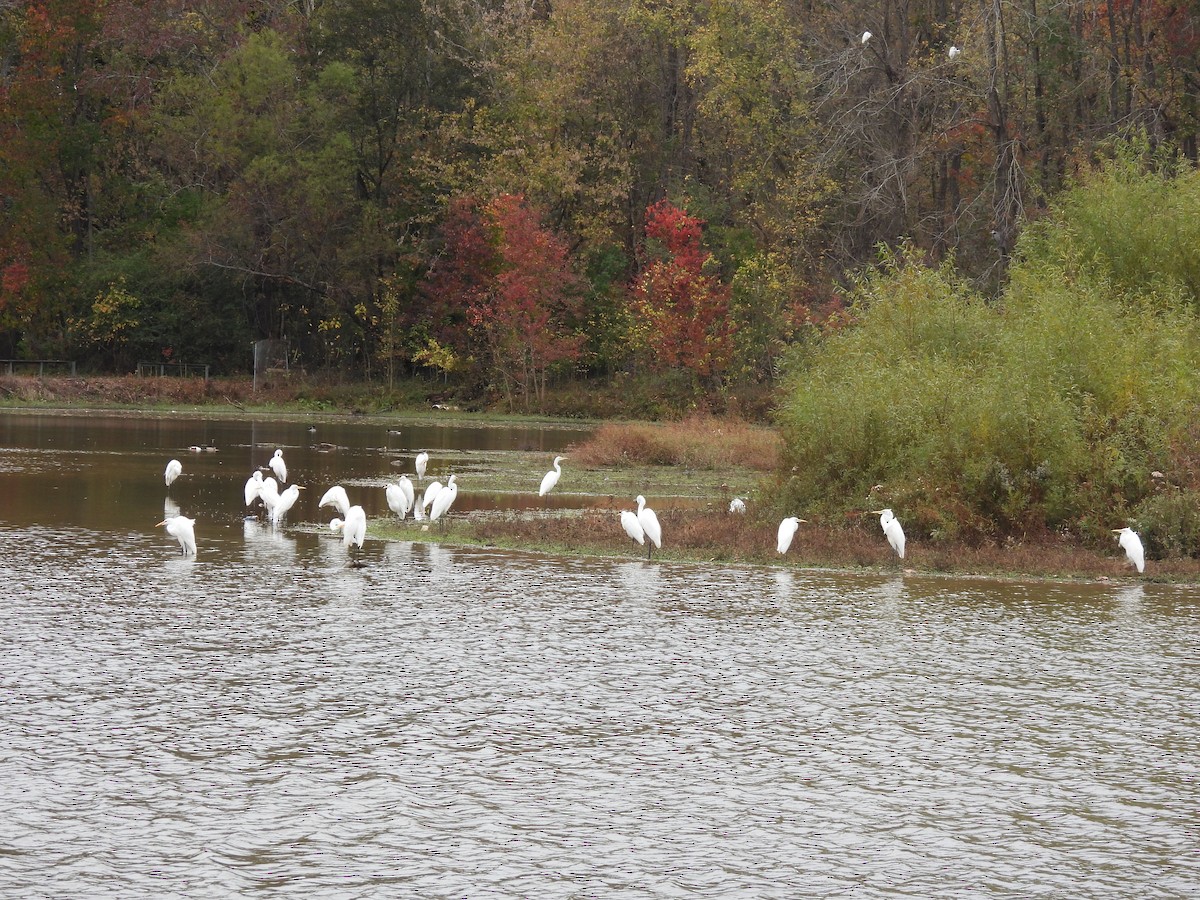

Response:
(2, 0), (1199, 414)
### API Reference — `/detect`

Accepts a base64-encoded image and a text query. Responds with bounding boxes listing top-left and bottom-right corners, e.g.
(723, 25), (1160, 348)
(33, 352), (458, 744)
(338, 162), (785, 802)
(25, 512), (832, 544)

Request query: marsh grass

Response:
(570, 415), (781, 471)
(371, 506), (1200, 581)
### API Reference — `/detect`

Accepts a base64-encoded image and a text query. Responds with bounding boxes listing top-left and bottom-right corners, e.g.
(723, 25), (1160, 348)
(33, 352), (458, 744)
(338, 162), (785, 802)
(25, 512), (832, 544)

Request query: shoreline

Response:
(2, 375), (1194, 585)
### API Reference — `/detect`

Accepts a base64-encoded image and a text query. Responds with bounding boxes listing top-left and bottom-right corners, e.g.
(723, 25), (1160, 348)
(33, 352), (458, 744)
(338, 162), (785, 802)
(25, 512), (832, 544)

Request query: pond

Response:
(1, 411), (1197, 897)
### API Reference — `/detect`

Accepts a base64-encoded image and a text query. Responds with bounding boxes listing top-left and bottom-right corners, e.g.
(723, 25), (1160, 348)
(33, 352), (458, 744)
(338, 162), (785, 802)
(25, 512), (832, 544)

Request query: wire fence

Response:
(253, 339), (289, 392)
(136, 362), (210, 381)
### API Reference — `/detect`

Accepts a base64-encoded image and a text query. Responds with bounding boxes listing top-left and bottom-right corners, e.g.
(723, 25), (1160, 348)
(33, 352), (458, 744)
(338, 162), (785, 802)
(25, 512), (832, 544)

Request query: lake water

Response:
(1, 411), (1197, 897)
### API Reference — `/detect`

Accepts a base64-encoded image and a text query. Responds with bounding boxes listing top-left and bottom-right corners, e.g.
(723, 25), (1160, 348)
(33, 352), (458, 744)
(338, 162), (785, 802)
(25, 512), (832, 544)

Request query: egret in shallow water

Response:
(157, 515), (196, 556)
(635, 495), (662, 559)
(430, 474), (458, 522)
(269, 449), (287, 483)
(258, 476), (280, 516)
(729, 497), (746, 514)
(319, 485), (351, 519)
(1112, 527), (1145, 573)
(271, 484), (304, 525)
(415, 451), (429, 483)
(777, 517), (806, 555)
(539, 456), (565, 497)
(164, 459), (182, 487)
(871, 508), (906, 559)
(386, 475), (414, 519)
(342, 505), (367, 549)
(243, 470), (264, 509)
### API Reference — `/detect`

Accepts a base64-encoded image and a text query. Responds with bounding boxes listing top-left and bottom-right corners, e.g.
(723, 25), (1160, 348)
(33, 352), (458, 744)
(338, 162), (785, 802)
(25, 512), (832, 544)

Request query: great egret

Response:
(258, 476), (280, 515)
(420, 480), (442, 519)
(415, 451), (429, 482)
(948, 45), (961, 59)
(621, 509), (645, 547)
(871, 508), (906, 559)
(342, 505), (367, 550)
(636, 495), (662, 559)
(164, 459), (183, 487)
(429, 474), (458, 522)
(269, 449), (287, 483)
(1112, 527), (1145, 573)
(539, 456), (565, 497)
(270, 484), (304, 525)
(861, 30), (872, 44)
(729, 497), (746, 514)
(157, 515), (196, 556)
(386, 475), (414, 519)
(777, 516), (807, 554)
(244, 470), (264, 507)
(329, 517), (343, 532)
(319, 485), (351, 519)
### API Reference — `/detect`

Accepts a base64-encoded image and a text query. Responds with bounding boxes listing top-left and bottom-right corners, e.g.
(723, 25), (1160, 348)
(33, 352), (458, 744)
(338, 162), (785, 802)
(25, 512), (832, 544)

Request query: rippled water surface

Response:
(2, 412), (1198, 897)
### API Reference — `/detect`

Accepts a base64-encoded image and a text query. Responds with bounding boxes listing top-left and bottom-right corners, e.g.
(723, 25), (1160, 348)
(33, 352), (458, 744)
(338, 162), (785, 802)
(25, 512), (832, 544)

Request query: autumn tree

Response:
(421, 194), (584, 411)
(632, 199), (731, 382)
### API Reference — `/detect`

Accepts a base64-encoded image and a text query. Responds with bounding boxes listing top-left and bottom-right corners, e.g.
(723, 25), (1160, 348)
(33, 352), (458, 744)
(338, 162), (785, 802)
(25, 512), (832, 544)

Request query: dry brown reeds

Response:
(569, 415), (781, 471)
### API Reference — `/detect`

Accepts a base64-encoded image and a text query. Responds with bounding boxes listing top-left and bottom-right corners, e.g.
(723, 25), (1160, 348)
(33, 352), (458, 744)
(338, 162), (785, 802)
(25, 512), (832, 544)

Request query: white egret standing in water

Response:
(244, 470), (264, 508)
(429, 474), (458, 522)
(342, 505), (367, 550)
(386, 475), (414, 519)
(258, 477), (280, 517)
(777, 517), (806, 555)
(319, 485), (351, 518)
(271, 484), (304, 526)
(164, 459), (183, 487)
(871, 508), (906, 559)
(415, 451), (429, 483)
(1112, 527), (1145, 573)
(157, 515), (196, 556)
(635, 495), (662, 559)
(539, 456), (565, 497)
(269, 449), (287, 483)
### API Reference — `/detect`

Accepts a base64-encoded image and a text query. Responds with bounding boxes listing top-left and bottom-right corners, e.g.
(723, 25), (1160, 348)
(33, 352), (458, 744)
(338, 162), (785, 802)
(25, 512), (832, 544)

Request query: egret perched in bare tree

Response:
(861, 30), (872, 44)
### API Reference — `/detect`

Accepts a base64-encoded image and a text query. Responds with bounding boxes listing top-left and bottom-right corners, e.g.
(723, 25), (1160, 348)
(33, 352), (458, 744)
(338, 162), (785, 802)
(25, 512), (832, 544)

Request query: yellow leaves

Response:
(86, 278), (141, 345)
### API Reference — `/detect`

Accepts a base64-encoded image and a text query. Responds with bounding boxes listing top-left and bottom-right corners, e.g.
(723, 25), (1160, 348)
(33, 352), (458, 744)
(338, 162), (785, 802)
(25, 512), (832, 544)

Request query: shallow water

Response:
(1, 412), (1198, 897)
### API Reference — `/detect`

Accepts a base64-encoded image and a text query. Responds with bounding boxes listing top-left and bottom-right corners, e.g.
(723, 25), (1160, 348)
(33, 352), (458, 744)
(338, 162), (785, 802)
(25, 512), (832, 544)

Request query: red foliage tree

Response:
(421, 194), (583, 410)
(632, 200), (731, 380)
